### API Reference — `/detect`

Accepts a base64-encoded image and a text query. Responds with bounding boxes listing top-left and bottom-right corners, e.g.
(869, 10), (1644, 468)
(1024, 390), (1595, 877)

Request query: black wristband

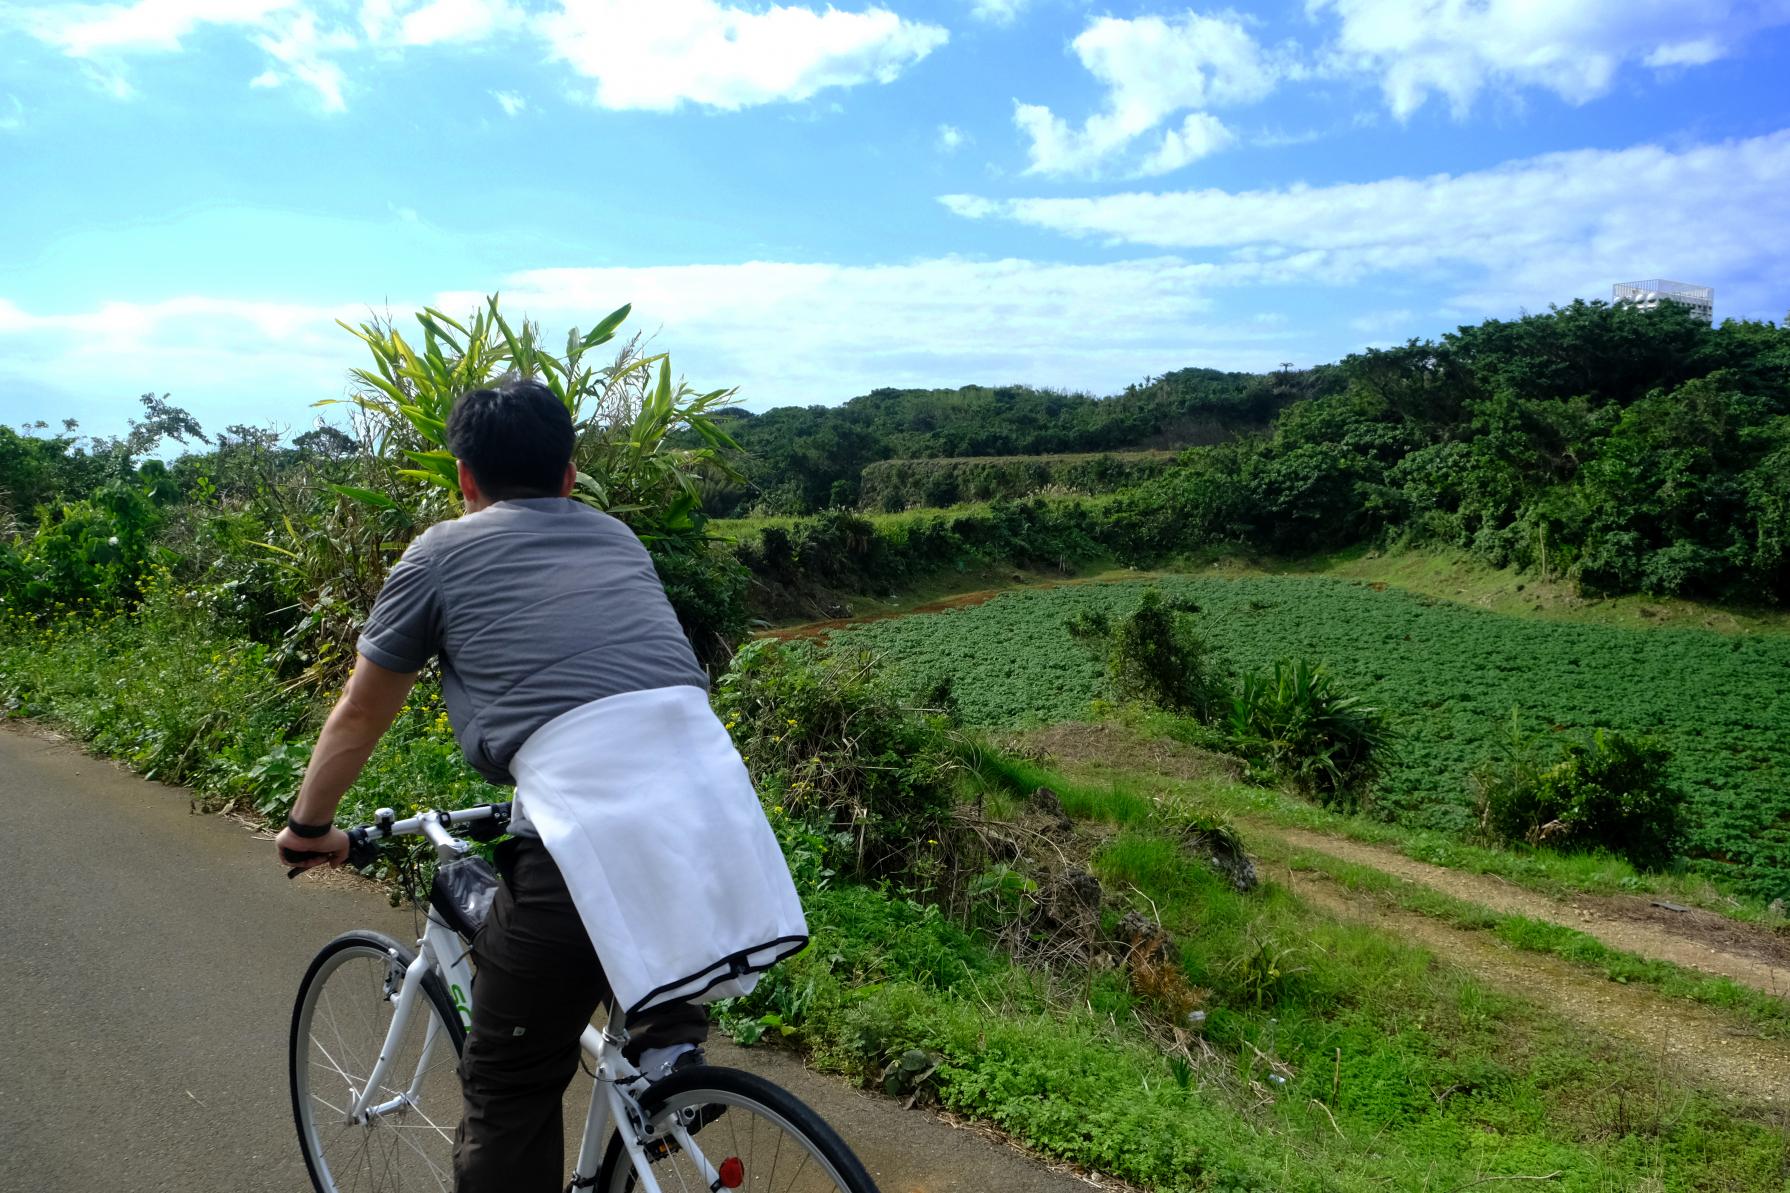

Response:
(286, 815), (333, 839)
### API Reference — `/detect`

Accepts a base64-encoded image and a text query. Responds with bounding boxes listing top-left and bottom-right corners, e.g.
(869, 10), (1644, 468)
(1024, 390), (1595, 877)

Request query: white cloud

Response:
(936, 123), (967, 152)
(3, 0), (356, 110)
(7, 0), (939, 115)
(393, 0), (521, 47)
(1016, 12), (1283, 178)
(249, 7), (356, 112)
(943, 129), (1790, 316)
(537, 0), (948, 111)
(491, 88), (526, 116)
(0, 294), (369, 430)
(0, 95), (25, 133)
(1137, 112), (1236, 175)
(85, 64), (139, 100)
(436, 259), (1290, 401)
(1311, 0), (1790, 119)
(7, 0), (297, 57)
(355, 0), (520, 45)
(966, 0), (1028, 24)
(0, 256), (1311, 430)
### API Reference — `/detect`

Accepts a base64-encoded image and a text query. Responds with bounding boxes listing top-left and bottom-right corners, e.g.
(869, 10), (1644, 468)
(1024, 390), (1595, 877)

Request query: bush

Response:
(0, 575), (311, 794)
(1476, 722), (1684, 870)
(858, 452), (1174, 512)
(713, 640), (959, 875)
(1468, 710), (1554, 845)
(1227, 659), (1393, 811)
(1071, 589), (1229, 720)
(649, 541), (750, 671)
(2, 481), (166, 614)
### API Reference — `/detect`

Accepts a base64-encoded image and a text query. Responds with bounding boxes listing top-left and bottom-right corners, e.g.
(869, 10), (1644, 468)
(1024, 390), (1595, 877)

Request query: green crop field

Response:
(831, 576), (1790, 900)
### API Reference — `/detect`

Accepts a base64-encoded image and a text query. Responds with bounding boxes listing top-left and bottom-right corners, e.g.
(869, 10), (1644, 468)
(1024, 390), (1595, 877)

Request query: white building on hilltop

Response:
(1613, 279), (1714, 322)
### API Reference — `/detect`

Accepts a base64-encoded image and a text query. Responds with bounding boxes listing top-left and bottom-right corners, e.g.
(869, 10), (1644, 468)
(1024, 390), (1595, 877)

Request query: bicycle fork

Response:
(348, 950), (434, 1124)
(351, 914), (474, 1124)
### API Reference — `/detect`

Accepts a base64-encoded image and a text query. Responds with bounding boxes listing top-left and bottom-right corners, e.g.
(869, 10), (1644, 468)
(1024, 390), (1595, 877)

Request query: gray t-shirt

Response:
(355, 498), (708, 787)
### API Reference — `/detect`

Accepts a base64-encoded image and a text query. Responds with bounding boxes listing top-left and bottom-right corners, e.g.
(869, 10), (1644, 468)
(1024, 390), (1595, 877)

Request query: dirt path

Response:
(1262, 824), (1790, 997)
(1021, 723), (1790, 1000)
(1023, 722), (1790, 1106)
(1283, 867), (1790, 1105)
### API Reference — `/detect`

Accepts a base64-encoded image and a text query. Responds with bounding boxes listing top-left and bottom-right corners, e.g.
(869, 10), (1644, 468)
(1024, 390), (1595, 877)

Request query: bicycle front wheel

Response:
(598, 1065), (879, 1193)
(290, 930), (468, 1193)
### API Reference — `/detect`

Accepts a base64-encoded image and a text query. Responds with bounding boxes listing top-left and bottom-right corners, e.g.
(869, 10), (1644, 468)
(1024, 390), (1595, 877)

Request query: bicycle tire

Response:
(290, 930), (468, 1193)
(596, 1064), (880, 1193)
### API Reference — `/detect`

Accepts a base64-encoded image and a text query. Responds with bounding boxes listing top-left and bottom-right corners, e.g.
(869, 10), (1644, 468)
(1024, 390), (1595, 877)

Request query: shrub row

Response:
(858, 451), (1174, 512)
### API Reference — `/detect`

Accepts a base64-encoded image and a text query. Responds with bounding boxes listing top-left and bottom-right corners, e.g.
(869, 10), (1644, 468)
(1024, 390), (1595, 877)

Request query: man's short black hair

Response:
(447, 378), (576, 501)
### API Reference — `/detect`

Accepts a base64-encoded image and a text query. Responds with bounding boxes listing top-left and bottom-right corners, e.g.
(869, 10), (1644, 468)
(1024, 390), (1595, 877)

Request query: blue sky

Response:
(3, 0), (1789, 438)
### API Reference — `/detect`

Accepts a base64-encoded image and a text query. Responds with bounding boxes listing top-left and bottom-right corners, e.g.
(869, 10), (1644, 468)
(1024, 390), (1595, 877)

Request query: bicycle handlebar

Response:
(284, 802), (513, 878)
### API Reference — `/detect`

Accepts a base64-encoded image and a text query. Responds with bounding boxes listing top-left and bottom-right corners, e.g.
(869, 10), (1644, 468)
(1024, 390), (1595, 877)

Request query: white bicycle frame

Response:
(342, 805), (726, 1193)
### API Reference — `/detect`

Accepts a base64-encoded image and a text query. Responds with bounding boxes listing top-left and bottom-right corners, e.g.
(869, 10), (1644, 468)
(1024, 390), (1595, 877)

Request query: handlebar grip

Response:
(282, 844), (335, 879)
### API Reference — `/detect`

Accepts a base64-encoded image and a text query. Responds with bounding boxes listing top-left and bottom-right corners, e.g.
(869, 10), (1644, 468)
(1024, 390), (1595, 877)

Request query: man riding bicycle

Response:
(274, 378), (806, 1192)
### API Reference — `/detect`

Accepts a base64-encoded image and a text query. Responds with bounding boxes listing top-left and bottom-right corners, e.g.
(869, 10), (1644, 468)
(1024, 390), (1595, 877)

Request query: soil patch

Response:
(1016, 721), (1244, 786)
(1580, 893), (1790, 971)
(1284, 867), (1790, 1107)
(765, 586), (1019, 641)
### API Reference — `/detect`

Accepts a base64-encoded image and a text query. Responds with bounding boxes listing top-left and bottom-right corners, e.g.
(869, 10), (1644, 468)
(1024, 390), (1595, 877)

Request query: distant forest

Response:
(702, 365), (1331, 516)
(4, 298), (1787, 633)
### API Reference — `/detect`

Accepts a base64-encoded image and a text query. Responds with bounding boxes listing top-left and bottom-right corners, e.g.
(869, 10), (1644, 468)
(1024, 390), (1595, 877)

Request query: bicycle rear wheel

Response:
(597, 1065), (879, 1193)
(290, 930), (468, 1193)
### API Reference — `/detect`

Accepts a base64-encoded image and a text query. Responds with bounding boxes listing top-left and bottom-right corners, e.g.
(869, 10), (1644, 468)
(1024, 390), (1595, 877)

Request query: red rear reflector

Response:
(718, 1156), (744, 1188)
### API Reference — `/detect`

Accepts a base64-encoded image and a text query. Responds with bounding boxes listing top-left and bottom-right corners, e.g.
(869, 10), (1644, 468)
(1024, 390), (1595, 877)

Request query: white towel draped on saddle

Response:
(509, 686), (808, 1014)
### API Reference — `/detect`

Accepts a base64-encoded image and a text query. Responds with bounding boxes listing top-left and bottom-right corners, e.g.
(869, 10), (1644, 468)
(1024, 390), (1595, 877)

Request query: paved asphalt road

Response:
(0, 724), (1091, 1193)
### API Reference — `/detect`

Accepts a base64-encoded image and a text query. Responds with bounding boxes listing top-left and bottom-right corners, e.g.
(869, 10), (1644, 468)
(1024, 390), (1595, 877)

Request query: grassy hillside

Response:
(830, 575), (1790, 900)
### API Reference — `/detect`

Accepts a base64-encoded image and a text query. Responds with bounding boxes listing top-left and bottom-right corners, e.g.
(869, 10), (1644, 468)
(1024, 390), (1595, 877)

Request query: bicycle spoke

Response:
(391, 1118), (455, 1188)
(779, 1149), (814, 1193)
(297, 940), (464, 1193)
(622, 1081), (867, 1193)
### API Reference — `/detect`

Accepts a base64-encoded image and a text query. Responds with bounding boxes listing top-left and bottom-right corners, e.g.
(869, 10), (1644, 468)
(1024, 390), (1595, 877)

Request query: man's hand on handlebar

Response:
(276, 824), (352, 876)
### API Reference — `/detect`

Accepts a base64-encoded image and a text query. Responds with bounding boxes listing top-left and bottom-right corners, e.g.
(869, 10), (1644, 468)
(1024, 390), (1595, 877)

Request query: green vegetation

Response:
(0, 575), (504, 832)
(1473, 715), (1685, 869)
(714, 639), (959, 875)
(714, 693), (1790, 1191)
(706, 366), (1306, 516)
(1067, 590), (1393, 811)
(708, 301), (1790, 611)
(1066, 587), (1230, 720)
(858, 450), (1173, 512)
(731, 883), (1790, 1191)
(725, 501), (1119, 622)
(833, 576), (1790, 898)
(1089, 716), (1780, 921)
(8, 294), (1790, 1190)
(1226, 658), (1394, 813)
(1267, 841), (1790, 1039)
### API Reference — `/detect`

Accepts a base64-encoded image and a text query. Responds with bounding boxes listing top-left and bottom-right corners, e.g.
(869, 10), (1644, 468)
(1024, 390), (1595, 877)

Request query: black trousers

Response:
(453, 836), (709, 1193)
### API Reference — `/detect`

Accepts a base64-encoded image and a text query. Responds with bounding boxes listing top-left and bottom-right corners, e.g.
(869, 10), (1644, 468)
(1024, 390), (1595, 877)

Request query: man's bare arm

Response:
(275, 654), (418, 870)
